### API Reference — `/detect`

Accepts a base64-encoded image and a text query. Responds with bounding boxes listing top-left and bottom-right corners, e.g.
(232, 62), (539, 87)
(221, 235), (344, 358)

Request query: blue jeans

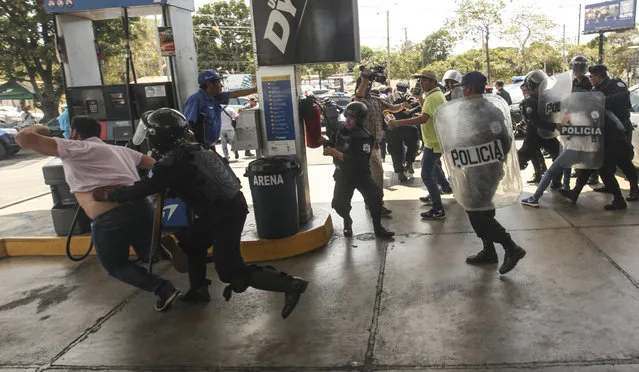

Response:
(91, 199), (172, 295)
(533, 152), (573, 200)
(421, 147), (448, 211)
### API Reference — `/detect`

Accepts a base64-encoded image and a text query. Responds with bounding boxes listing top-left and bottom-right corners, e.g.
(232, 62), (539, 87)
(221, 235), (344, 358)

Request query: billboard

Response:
(251, 0), (360, 66)
(583, 0), (637, 34)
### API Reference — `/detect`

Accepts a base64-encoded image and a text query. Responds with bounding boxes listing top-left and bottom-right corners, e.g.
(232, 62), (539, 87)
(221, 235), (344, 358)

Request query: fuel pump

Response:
(46, 0), (199, 262)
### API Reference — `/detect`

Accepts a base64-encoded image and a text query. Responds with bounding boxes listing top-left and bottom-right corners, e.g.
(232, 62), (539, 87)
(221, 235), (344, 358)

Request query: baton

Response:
(148, 190), (167, 274)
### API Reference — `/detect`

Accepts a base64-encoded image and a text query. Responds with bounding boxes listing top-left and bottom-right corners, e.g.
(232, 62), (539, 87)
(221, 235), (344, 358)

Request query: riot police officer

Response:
(561, 64), (639, 208)
(323, 102), (395, 239)
(517, 70), (562, 186)
(437, 71), (526, 274)
(96, 108), (308, 319)
(442, 70), (463, 101)
(571, 56), (592, 92)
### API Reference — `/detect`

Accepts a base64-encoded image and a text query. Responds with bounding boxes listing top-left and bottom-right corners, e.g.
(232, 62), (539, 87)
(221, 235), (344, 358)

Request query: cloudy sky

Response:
(194, 0), (600, 54)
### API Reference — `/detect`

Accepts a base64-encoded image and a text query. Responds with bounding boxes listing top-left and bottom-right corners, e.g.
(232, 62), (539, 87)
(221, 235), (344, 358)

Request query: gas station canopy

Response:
(44, 0), (194, 19)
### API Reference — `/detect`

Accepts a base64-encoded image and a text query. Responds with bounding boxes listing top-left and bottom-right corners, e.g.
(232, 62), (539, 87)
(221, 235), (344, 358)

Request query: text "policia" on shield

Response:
(450, 140), (505, 169)
(559, 126), (603, 136)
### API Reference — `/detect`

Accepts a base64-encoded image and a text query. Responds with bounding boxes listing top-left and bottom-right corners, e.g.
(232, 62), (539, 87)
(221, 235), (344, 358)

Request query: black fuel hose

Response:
(65, 205), (93, 262)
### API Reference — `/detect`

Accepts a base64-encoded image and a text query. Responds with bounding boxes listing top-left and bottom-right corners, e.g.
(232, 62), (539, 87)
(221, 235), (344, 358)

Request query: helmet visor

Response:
(132, 120), (148, 146)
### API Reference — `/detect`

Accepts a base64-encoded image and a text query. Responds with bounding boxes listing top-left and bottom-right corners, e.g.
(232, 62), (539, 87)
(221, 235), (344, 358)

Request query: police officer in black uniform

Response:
(95, 108), (308, 319)
(571, 56), (593, 92)
(450, 72), (527, 275)
(561, 64), (639, 208)
(517, 70), (562, 186)
(323, 102), (395, 239)
(570, 55), (597, 185)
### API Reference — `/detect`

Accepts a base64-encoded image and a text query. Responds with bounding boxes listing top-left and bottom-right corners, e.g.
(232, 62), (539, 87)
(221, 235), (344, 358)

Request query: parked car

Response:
(44, 117), (65, 138)
(0, 106), (23, 126)
(321, 92), (351, 110)
(227, 97), (250, 112)
(0, 128), (20, 160)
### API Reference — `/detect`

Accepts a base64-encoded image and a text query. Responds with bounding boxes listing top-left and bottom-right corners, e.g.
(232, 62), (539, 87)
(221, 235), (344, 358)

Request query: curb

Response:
(0, 215), (333, 263)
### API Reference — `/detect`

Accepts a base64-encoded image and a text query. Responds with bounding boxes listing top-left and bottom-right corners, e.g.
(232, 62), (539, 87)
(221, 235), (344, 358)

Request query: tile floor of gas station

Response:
(3, 171), (639, 372)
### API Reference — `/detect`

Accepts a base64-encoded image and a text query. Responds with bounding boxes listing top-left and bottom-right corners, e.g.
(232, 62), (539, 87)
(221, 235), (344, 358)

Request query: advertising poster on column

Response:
(158, 27), (176, 57)
(583, 0), (637, 34)
(262, 75), (296, 155)
(251, 0), (360, 66)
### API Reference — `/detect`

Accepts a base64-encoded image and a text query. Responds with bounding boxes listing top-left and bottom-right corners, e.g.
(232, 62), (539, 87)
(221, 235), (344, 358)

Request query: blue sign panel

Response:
(261, 75), (296, 141)
(583, 0), (637, 34)
(162, 198), (189, 228)
(44, 0), (166, 14)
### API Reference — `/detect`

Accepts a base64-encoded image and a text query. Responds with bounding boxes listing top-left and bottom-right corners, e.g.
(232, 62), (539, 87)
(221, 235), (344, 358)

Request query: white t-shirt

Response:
(220, 106), (237, 131)
(54, 137), (142, 193)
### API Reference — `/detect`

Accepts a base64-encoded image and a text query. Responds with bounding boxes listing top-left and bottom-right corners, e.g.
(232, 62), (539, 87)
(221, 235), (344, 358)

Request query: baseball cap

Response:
(461, 71), (487, 87)
(414, 70), (437, 81)
(198, 69), (221, 86)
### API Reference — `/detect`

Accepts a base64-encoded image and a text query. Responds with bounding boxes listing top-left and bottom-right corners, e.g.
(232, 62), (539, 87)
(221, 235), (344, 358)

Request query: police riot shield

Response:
(557, 91), (605, 169)
(538, 71), (572, 139)
(434, 95), (522, 211)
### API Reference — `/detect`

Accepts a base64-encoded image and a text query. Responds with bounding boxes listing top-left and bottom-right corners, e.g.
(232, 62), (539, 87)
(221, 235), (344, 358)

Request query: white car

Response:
(0, 106), (23, 125)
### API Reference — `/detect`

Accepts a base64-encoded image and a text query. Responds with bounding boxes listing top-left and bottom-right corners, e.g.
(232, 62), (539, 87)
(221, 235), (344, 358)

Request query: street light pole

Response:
(386, 10), (391, 82)
(577, 3), (582, 45)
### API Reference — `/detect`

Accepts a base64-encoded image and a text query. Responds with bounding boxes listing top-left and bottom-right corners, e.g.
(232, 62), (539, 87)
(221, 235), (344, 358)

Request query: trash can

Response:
(245, 157), (301, 239)
(42, 158), (91, 236)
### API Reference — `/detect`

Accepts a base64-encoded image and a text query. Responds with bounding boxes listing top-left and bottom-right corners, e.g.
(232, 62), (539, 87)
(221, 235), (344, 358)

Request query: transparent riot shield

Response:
(538, 71), (572, 139)
(434, 95), (522, 211)
(557, 91), (605, 169)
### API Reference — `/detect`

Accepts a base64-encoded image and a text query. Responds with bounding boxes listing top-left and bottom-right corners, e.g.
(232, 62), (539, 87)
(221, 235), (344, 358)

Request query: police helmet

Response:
(570, 56), (589, 75)
(396, 82), (409, 92)
(523, 69), (548, 91)
(443, 70), (463, 84)
(143, 108), (190, 155)
(343, 102), (368, 127)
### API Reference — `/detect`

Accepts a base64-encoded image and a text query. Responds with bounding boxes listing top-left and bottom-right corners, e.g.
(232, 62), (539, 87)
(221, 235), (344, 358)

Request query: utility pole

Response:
(404, 27), (408, 49)
(577, 4), (582, 45)
(386, 10), (391, 81)
(563, 24), (567, 70)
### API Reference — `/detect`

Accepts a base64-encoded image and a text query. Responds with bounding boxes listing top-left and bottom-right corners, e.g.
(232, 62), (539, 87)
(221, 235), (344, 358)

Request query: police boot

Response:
(527, 174), (541, 184)
(343, 216), (353, 237)
(374, 224), (395, 239)
(466, 240), (498, 265)
(397, 172), (408, 183)
(604, 198), (627, 211)
(499, 235), (526, 275)
(180, 279), (212, 303)
(229, 266), (308, 319)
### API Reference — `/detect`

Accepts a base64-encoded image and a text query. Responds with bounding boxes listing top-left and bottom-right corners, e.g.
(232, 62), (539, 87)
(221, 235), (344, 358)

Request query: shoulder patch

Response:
(526, 107), (533, 114)
(618, 81), (626, 88)
(362, 143), (371, 154)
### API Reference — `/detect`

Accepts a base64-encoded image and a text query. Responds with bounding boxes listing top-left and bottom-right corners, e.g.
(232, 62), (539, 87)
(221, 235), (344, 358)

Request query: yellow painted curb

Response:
(0, 215), (333, 263)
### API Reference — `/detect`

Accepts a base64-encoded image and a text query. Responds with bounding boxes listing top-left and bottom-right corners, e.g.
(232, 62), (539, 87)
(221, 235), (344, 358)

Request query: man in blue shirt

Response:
(184, 69), (257, 147)
(58, 107), (71, 139)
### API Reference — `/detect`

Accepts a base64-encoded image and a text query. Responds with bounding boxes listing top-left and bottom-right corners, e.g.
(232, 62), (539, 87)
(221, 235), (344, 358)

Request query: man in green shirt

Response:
(388, 70), (450, 219)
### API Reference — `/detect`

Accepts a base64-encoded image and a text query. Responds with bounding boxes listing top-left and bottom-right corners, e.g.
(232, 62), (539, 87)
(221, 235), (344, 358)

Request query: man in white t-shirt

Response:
(15, 116), (185, 312)
(219, 105), (238, 160)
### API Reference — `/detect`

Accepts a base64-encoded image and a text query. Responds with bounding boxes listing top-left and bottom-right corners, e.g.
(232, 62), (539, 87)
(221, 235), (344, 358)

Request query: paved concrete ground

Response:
(4, 146), (639, 371)
(3, 185), (639, 371)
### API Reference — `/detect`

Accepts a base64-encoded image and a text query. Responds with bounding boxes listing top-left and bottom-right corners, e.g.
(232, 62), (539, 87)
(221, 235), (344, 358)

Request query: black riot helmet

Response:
(523, 69), (548, 92)
(142, 108), (190, 155)
(343, 101), (368, 127)
(570, 55), (589, 75)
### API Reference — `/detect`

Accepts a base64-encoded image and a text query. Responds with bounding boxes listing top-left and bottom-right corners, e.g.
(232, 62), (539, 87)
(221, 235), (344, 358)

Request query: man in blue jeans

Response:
(388, 70), (450, 219)
(15, 117), (186, 312)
